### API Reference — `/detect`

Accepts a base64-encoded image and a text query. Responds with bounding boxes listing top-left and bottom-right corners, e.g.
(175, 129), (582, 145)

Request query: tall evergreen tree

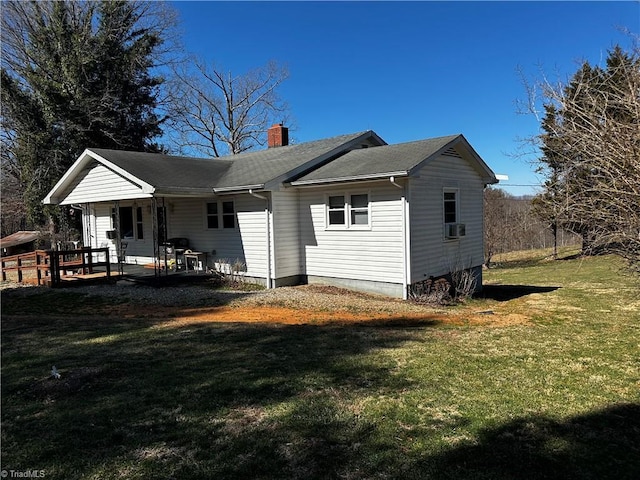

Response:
(533, 43), (640, 271)
(1, 0), (173, 229)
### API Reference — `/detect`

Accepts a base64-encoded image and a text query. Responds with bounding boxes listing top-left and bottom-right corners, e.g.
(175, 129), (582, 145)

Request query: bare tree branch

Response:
(522, 42), (640, 273)
(166, 58), (291, 157)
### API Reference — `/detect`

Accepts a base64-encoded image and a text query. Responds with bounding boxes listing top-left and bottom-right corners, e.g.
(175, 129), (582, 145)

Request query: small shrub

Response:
(408, 277), (452, 305)
(409, 268), (477, 305)
(212, 258), (263, 291)
(451, 268), (478, 303)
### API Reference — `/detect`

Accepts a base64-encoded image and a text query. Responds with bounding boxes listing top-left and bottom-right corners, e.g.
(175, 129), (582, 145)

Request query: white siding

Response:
(272, 190), (301, 279)
(166, 195), (268, 278)
(409, 154), (485, 283)
(60, 162), (150, 204)
(89, 200), (155, 264)
(299, 184), (405, 284)
(81, 196), (269, 276)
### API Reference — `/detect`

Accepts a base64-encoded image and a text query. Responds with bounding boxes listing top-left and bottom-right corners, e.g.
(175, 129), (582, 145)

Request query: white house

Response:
(43, 125), (498, 298)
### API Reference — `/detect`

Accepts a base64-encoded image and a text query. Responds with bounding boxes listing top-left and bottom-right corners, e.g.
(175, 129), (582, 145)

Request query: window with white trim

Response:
(206, 200), (236, 229)
(111, 206), (140, 240)
(206, 202), (219, 229)
(222, 201), (235, 229)
(443, 190), (458, 224)
(328, 195), (346, 226)
(326, 192), (370, 228)
(350, 194), (369, 225)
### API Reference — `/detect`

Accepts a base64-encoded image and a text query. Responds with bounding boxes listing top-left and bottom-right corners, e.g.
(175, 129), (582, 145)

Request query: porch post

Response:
(249, 190), (273, 288)
(82, 203), (91, 248)
(82, 203), (93, 266)
(113, 200), (123, 275)
(161, 197), (168, 277)
(151, 196), (159, 277)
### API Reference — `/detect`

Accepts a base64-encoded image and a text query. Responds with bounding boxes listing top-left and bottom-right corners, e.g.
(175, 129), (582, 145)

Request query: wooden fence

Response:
(1, 247), (111, 286)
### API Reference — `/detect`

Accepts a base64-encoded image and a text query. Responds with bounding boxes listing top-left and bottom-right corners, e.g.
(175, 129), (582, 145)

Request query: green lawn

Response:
(1, 250), (639, 479)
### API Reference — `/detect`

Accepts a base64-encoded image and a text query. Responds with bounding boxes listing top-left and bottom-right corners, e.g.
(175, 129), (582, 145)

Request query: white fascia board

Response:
(452, 136), (498, 183)
(87, 149), (156, 194)
(290, 171), (409, 187)
(213, 184), (265, 195)
(43, 149), (94, 204)
(43, 149), (156, 205)
(153, 189), (217, 197)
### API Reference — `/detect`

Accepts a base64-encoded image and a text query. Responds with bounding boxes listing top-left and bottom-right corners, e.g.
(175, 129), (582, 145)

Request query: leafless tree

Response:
(521, 42), (640, 272)
(484, 187), (509, 265)
(484, 187), (580, 264)
(166, 59), (291, 157)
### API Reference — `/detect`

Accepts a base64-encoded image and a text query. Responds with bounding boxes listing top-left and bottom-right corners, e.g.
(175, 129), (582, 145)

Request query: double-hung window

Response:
(206, 202), (219, 229)
(443, 188), (466, 239)
(206, 200), (235, 229)
(328, 195), (346, 226)
(222, 201), (235, 229)
(327, 192), (370, 228)
(443, 190), (458, 224)
(350, 194), (369, 225)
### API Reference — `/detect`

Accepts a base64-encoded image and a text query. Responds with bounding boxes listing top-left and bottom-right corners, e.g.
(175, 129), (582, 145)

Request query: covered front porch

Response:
(81, 196), (222, 278)
(42, 148), (272, 288)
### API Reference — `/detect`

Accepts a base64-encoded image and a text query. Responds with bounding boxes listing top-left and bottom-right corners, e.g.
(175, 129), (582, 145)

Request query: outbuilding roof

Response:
(0, 231), (41, 249)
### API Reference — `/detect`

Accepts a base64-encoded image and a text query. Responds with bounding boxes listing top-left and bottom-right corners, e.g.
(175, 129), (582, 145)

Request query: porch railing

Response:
(1, 247), (111, 286)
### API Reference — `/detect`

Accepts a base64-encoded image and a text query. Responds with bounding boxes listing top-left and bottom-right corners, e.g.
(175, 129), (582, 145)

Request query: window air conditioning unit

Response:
(446, 223), (466, 239)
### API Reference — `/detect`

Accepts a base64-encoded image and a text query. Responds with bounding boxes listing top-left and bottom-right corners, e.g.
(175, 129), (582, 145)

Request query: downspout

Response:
(390, 177), (410, 300)
(390, 176), (403, 189)
(249, 189), (273, 289)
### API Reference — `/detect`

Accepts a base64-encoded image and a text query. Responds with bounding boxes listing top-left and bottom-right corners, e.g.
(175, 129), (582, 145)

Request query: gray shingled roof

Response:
(213, 131), (373, 190)
(291, 135), (461, 185)
(88, 131), (373, 194)
(90, 149), (231, 193)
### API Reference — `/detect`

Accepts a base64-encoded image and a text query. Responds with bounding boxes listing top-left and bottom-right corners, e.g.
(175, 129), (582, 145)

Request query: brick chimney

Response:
(267, 123), (289, 148)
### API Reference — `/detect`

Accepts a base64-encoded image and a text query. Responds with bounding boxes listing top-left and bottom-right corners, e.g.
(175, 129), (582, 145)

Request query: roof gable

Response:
(213, 131), (384, 192)
(89, 149), (232, 194)
(291, 134), (497, 187)
(44, 131), (385, 203)
(43, 130), (496, 205)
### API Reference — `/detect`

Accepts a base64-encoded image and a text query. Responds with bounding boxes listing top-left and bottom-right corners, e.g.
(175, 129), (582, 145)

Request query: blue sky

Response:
(170, 1), (639, 196)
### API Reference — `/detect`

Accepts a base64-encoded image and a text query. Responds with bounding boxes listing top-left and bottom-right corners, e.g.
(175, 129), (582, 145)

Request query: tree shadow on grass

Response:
(0, 314), (437, 479)
(477, 284), (560, 302)
(2, 312), (638, 479)
(422, 403), (640, 480)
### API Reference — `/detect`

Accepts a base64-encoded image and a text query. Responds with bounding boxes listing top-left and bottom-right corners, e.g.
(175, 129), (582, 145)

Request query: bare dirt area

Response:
(114, 283), (531, 328)
(154, 308), (531, 329)
(1, 281), (532, 328)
